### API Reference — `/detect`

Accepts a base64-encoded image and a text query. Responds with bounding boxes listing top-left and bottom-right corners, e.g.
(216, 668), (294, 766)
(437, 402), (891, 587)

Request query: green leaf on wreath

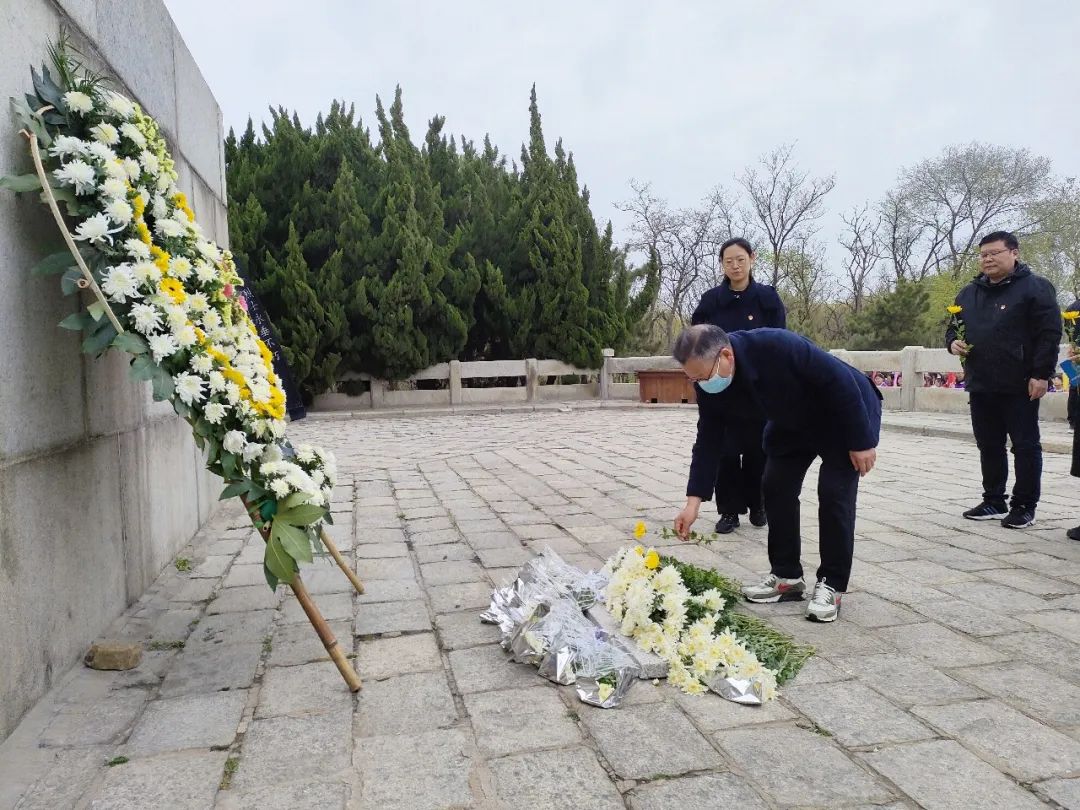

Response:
(310, 527), (325, 555)
(263, 563), (279, 591)
(0, 173), (43, 194)
(221, 451), (238, 480)
(264, 536), (297, 584)
(151, 367), (174, 401)
(112, 332), (149, 354)
(129, 355), (157, 381)
(30, 250), (75, 276)
(82, 323), (117, 355)
(277, 492), (309, 512)
(58, 310), (90, 331)
(31, 65), (63, 108)
(60, 267), (83, 295)
(219, 481), (250, 501)
(260, 499), (277, 522)
(272, 519), (313, 564)
(275, 503), (326, 527)
(87, 300), (106, 321)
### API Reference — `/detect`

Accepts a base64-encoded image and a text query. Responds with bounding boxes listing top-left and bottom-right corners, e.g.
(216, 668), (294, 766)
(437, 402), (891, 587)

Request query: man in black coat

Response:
(946, 231), (1061, 529)
(691, 237), (786, 534)
(672, 325), (883, 622)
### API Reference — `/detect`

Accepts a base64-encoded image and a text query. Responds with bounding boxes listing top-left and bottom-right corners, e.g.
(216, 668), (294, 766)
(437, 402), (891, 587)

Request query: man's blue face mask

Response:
(696, 351), (733, 394)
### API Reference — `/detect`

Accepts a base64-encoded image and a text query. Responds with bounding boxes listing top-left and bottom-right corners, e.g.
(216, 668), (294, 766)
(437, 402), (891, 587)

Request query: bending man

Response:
(672, 325), (882, 623)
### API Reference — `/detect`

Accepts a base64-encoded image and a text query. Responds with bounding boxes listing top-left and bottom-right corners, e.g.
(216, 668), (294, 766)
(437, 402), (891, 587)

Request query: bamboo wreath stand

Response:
(21, 121), (366, 692)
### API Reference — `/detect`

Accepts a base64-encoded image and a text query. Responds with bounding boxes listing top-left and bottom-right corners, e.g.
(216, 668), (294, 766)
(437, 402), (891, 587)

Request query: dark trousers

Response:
(715, 420), (766, 515)
(764, 449), (859, 591)
(968, 393), (1042, 509)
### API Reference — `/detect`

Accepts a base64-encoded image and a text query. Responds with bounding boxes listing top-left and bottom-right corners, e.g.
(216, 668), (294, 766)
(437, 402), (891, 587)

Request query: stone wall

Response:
(0, 0), (226, 740)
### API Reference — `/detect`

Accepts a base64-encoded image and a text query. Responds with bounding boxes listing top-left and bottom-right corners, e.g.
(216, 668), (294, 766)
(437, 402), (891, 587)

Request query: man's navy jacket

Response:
(687, 329), (883, 501)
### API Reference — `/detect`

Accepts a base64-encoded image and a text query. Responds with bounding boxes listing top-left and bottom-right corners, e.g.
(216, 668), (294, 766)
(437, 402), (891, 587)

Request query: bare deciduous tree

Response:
(617, 180), (738, 345)
(838, 204), (884, 312)
(738, 143), (836, 287)
(882, 142), (1052, 278)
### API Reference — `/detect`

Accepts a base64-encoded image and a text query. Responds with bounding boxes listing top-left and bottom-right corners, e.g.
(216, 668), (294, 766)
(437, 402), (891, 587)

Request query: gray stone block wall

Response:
(0, 0), (228, 740)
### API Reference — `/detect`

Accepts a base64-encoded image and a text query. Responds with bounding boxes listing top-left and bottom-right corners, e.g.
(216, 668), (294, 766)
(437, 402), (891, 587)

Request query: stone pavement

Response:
(2, 407), (1080, 809)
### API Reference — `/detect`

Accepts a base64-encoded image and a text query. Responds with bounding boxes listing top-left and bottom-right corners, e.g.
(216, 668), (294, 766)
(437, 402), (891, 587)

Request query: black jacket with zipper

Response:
(944, 263), (1061, 395)
(690, 279), (786, 332)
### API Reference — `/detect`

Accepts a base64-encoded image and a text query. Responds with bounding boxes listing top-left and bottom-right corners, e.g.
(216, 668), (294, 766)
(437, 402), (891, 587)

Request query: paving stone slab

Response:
(716, 725), (894, 806)
(220, 564), (267, 589)
(448, 645), (540, 693)
(488, 747), (624, 810)
(256, 662), (353, 718)
(13, 746), (109, 810)
(954, 662), (1080, 725)
(186, 610), (275, 649)
(123, 691), (247, 757)
(355, 600), (432, 636)
(357, 556), (417, 581)
(355, 671), (458, 737)
(207, 585), (281, 614)
(420, 560), (487, 585)
(85, 750), (228, 810)
(909, 598), (1027, 636)
(464, 531), (523, 549)
(435, 611), (502, 651)
(841, 592), (924, 628)
(171, 577), (218, 603)
(1034, 777), (1080, 809)
(1018, 609), (1080, 644)
(216, 781), (349, 809)
(428, 581), (493, 613)
(354, 728), (474, 810)
(267, 620), (353, 667)
(231, 713), (351, 791)
(40, 690), (148, 747)
(861, 739), (1046, 810)
(413, 543), (475, 564)
(355, 579), (423, 604)
(784, 681), (935, 746)
(280, 593), (354, 625)
(355, 633), (442, 680)
(834, 652), (979, 706)
(158, 643), (262, 698)
(581, 702), (722, 779)
(299, 565), (359, 595)
(876, 622), (1010, 667)
(986, 630), (1080, 683)
(355, 541), (410, 559)
(628, 772), (770, 810)
(464, 687), (582, 756)
(911, 699), (1080, 781)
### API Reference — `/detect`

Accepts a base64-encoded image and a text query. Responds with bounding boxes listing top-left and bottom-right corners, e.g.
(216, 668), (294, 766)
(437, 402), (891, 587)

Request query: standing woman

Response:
(691, 237), (786, 533)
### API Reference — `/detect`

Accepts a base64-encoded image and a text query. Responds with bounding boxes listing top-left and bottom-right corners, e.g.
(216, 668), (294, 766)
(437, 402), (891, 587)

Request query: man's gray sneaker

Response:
(742, 573), (805, 603)
(963, 501), (1008, 521)
(805, 580), (842, 622)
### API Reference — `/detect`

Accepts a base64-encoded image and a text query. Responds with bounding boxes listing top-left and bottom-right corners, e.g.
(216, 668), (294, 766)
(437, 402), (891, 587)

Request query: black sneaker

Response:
(715, 514), (740, 534)
(749, 508), (767, 527)
(962, 501), (1008, 521)
(1001, 506), (1036, 529)
(1067, 526), (1080, 542)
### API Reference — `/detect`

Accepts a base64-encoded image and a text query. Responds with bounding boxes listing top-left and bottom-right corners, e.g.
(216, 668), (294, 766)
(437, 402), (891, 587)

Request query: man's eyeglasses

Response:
(978, 248), (1013, 260)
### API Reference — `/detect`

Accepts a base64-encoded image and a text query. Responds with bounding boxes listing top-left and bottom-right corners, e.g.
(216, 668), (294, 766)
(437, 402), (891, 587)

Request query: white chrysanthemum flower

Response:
(151, 195), (169, 220)
(242, 443), (264, 462)
(203, 402), (227, 424)
(260, 461), (286, 476)
(270, 420), (286, 438)
(123, 158), (142, 182)
(261, 444), (284, 464)
(105, 198), (134, 226)
(155, 172), (172, 193)
(174, 372), (205, 405)
(119, 122), (146, 149)
(140, 151), (160, 176)
(99, 177), (127, 200)
(251, 419), (269, 439)
(190, 353), (213, 375)
(124, 238), (151, 261)
(91, 123), (120, 146)
(295, 445), (316, 464)
(86, 143), (118, 165)
(207, 371), (227, 393)
(186, 292), (209, 313)
(130, 303), (161, 334)
(312, 469), (326, 487)
(48, 135), (88, 159)
(169, 257), (193, 280)
(148, 333), (180, 362)
(191, 262), (216, 285)
(155, 218), (185, 239)
(237, 400), (255, 419)
(54, 160), (97, 195)
(101, 265), (139, 302)
(175, 324), (198, 349)
(132, 261), (161, 286)
(196, 241), (220, 262)
(73, 213), (116, 244)
(224, 382), (242, 405)
(269, 478), (292, 498)
(164, 305), (188, 331)
(62, 90), (94, 114)
(223, 430), (246, 455)
(105, 92), (136, 119)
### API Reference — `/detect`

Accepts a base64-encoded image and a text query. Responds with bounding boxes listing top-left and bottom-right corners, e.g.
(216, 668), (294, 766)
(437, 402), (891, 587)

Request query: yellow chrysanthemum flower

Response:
(633, 546), (644, 556)
(644, 550), (660, 570)
(946, 305), (962, 315)
(633, 521), (647, 540)
(135, 220), (152, 246)
(1063, 310), (1079, 321)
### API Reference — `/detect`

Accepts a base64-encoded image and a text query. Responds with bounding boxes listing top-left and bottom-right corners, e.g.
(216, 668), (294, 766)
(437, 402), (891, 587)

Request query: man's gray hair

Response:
(672, 324), (731, 364)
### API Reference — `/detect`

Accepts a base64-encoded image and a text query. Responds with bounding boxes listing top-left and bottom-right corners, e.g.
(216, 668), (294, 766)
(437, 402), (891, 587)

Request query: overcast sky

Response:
(163, 0), (1080, 261)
